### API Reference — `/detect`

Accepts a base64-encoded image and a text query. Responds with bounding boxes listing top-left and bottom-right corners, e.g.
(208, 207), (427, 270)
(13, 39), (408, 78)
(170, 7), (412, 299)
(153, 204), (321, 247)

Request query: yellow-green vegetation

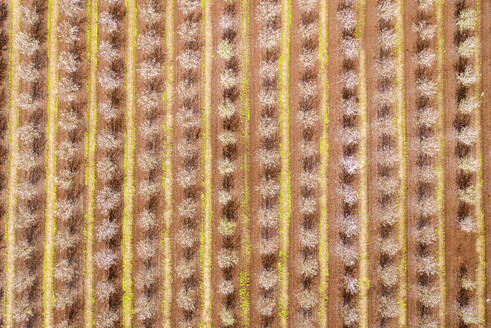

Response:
(239, 0), (250, 324)
(435, 0), (446, 325)
(318, 0), (329, 326)
(85, 0), (98, 327)
(278, 0), (291, 325)
(0, 1), (487, 327)
(162, 0), (174, 327)
(123, 0), (136, 326)
(200, 0), (212, 325)
(394, 0), (407, 325)
(43, 0), (59, 325)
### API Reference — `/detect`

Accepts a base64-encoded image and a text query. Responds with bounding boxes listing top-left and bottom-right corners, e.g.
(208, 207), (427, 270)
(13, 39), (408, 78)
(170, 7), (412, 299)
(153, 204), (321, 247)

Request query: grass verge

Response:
(318, 0), (329, 326)
(435, 0), (446, 325)
(279, 0), (291, 325)
(162, 0), (174, 326)
(123, 0), (136, 326)
(394, 0), (407, 325)
(200, 0), (213, 325)
(239, 0), (251, 325)
(84, 0), (98, 326)
(43, 0), (59, 325)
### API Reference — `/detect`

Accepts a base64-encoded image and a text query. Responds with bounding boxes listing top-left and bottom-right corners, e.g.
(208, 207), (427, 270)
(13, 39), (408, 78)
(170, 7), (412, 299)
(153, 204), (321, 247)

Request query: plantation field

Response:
(0, 0), (489, 327)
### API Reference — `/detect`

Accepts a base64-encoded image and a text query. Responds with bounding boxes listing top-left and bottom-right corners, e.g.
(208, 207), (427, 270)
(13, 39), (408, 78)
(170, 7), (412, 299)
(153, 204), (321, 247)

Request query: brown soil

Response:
(13, 0), (48, 325)
(287, 1), (321, 326)
(442, 0), (479, 326)
(481, 0), (491, 322)
(0, 1), (8, 324)
(326, 1), (361, 326)
(363, 0), (400, 325)
(131, 0), (165, 326)
(209, 0), (244, 326)
(403, 0), (442, 326)
(52, 3), (88, 327)
(248, 0), (280, 326)
(93, 0), (125, 325)
(170, 1), (203, 325)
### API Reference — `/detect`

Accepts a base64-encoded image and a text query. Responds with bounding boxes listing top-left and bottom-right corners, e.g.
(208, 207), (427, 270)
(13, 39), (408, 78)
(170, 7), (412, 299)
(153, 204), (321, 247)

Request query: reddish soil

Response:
(209, 0), (244, 326)
(287, 1), (321, 326)
(170, 1), (203, 325)
(481, 0), (491, 322)
(93, 0), (125, 325)
(442, 0), (479, 326)
(363, 0), (400, 325)
(13, 0), (48, 325)
(53, 3), (88, 327)
(248, 0), (280, 326)
(131, 0), (165, 326)
(403, 0), (442, 326)
(326, 1), (360, 326)
(0, 1), (8, 324)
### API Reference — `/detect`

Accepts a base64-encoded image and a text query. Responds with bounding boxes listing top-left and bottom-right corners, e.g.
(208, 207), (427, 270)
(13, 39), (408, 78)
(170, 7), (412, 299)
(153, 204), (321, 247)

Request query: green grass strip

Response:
(239, 0), (251, 324)
(200, 0), (213, 325)
(43, 0), (59, 325)
(4, 0), (21, 326)
(162, 0), (174, 327)
(123, 0), (136, 326)
(318, 0), (329, 325)
(278, 0), (291, 325)
(84, 0), (98, 325)
(434, 0), (446, 324)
